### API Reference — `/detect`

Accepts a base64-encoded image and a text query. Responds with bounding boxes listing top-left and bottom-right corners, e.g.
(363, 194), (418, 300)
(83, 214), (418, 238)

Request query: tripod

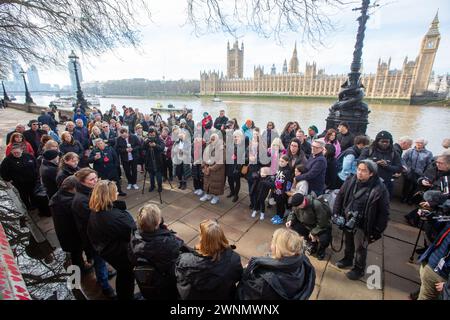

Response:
(409, 217), (427, 263)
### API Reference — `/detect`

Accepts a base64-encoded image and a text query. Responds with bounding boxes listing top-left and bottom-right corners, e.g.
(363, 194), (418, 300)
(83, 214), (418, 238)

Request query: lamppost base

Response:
(326, 101), (370, 136)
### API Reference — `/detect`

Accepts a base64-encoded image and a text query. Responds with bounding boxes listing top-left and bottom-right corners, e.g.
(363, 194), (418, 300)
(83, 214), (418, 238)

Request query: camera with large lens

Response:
(332, 215), (346, 229)
(332, 211), (360, 231)
(344, 211), (360, 230)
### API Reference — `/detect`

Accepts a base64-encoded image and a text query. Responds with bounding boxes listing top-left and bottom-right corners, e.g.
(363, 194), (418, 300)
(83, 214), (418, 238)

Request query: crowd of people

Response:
(1, 103), (449, 300)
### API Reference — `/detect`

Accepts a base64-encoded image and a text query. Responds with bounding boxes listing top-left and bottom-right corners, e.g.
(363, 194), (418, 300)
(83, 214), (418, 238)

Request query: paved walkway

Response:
(0, 108), (423, 300)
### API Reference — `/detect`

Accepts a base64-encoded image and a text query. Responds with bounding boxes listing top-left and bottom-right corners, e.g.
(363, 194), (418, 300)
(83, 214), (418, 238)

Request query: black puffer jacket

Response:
(40, 160), (59, 199)
(71, 183), (93, 251)
(129, 227), (185, 299)
(56, 164), (79, 188)
(334, 174), (390, 240)
(237, 255), (316, 300)
(175, 247), (243, 300)
(49, 189), (82, 253)
(87, 201), (136, 259)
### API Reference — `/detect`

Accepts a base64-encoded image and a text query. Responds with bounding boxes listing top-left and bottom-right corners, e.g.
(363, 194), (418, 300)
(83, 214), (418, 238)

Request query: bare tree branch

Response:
(0, 0), (151, 78)
(185, 0), (357, 46)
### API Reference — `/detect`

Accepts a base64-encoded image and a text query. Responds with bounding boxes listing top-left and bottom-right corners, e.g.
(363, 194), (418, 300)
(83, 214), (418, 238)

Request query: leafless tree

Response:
(0, 0), (150, 78)
(185, 0), (355, 44)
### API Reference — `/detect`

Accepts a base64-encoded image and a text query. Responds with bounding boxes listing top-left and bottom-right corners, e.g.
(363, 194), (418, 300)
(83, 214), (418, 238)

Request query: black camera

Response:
(332, 211), (360, 231)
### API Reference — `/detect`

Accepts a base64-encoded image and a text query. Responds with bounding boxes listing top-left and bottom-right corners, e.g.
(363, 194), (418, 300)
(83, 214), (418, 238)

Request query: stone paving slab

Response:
(384, 220), (420, 245)
(384, 271), (419, 300)
(169, 221), (198, 244)
(318, 266), (383, 300)
(383, 237), (420, 283)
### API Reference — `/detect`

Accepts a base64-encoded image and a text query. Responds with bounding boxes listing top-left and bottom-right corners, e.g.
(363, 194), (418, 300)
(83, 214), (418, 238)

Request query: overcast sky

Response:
(34, 0), (449, 86)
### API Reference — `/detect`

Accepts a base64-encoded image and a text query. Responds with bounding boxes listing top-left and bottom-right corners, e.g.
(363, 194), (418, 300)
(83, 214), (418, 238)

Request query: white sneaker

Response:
(197, 190), (205, 197)
(251, 210), (258, 218)
(194, 189), (200, 195)
(260, 212), (265, 220)
(210, 196), (219, 205)
(200, 194), (212, 202)
(126, 184), (132, 190)
(132, 184), (139, 190)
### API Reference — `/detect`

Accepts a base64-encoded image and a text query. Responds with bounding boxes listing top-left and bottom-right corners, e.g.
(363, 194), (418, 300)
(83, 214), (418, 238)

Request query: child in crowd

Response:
(272, 155), (293, 225)
(287, 164), (309, 197)
(251, 166), (274, 221)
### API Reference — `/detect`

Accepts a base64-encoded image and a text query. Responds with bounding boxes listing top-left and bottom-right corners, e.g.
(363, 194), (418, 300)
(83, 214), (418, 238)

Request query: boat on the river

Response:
(151, 103), (192, 114)
(49, 96), (101, 109)
(212, 97), (222, 102)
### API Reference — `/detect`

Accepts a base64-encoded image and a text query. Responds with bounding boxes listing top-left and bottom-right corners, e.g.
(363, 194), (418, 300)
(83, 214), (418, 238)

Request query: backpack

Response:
(312, 190), (339, 218)
(336, 147), (357, 173)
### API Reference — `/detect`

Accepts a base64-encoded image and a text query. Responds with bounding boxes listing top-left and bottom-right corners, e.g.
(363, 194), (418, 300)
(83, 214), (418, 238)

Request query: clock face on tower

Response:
(427, 40), (434, 49)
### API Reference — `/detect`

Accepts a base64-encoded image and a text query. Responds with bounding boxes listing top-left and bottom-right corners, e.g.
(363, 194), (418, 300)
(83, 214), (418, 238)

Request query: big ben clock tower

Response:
(413, 12), (441, 95)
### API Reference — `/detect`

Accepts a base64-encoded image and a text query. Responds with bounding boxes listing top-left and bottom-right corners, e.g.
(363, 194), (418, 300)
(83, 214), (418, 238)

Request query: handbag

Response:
(240, 165), (249, 176)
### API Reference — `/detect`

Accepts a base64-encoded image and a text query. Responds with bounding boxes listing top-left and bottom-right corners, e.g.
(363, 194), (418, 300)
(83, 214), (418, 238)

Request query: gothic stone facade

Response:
(200, 14), (440, 100)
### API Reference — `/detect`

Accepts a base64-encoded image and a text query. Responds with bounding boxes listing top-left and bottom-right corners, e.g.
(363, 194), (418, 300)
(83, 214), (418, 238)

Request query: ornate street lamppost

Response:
(2, 80), (10, 102)
(19, 68), (34, 104)
(68, 50), (88, 112)
(325, 0), (376, 135)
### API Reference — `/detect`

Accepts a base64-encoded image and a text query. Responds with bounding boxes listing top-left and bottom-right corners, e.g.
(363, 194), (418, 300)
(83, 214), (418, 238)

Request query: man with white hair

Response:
(294, 139), (327, 196)
(394, 136), (413, 158)
(402, 138), (434, 204)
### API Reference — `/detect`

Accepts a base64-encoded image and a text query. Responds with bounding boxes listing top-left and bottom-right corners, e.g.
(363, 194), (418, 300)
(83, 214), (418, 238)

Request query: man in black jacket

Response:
(23, 119), (46, 155)
(0, 144), (38, 209)
(358, 130), (402, 198)
(116, 128), (141, 190)
(100, 122), (117, 147)
(333, 159), (390, 280)
(213, 110), (229, 131)
(337, 122), (355, 152)
(143, 128), (165, 193)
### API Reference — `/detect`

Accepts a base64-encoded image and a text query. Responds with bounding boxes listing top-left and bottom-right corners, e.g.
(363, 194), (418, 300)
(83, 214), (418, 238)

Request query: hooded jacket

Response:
(175, 247), (243, 300)
(129, 227), (185, 299)
(236, 254), (315, 300)
(402, 147), (434, 176)
(56, 164), (79, 187)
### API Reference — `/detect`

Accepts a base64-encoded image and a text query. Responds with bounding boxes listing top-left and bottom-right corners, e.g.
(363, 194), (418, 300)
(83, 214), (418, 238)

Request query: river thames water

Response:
(13, 95), (450, 155)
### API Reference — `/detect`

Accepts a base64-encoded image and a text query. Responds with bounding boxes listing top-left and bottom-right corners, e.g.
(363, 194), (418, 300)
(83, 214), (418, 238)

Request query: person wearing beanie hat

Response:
(286, 192), (332, 261)
(358, 130), (401, 198)
(306, 125), (319, 144)
(333, 159), (389, 280)
(201, 112), (213, 131)
(241, 119), (254, 141)
(40, 150), (61, 199)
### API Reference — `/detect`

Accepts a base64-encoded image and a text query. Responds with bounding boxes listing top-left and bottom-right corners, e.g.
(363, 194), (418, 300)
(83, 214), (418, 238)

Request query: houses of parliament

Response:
(200, 13), (441, 101)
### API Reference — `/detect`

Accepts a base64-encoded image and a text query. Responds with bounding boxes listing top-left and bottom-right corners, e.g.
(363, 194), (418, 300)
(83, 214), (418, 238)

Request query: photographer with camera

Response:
(286, 193), (332, 260)
(358, 130), (401, 199)
(143, 127), (165, 193)
(333, 159), (390, 280)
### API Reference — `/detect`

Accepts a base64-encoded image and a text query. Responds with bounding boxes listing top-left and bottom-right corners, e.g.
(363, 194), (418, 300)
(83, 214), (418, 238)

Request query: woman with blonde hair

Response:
(129, 204), (185, 300)
(237, 228), (316, 300)
(175, 219), (242, 300)
(268, 137), (286, 175)
(88, 180), (136, 300)
(59, 130), (83, 159)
